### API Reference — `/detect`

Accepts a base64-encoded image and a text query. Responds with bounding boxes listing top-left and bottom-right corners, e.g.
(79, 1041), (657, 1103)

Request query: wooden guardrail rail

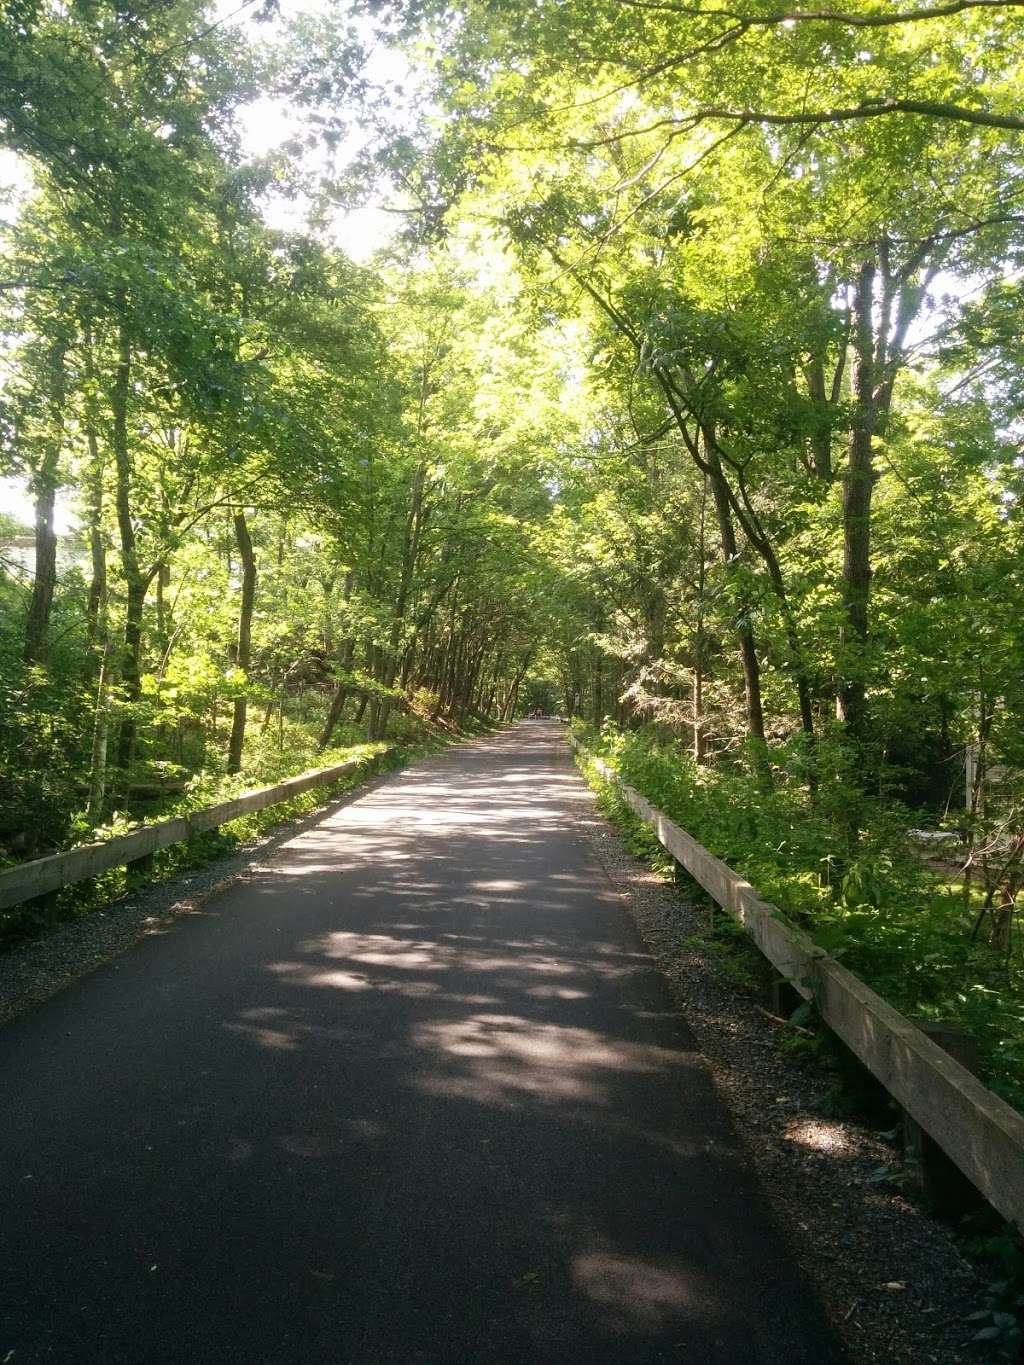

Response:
(0, 751), (389, 915)
(573, 738), (1024, 1230)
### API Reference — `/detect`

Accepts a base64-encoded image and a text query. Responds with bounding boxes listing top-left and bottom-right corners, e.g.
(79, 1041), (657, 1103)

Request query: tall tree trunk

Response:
(501, 656), (531, 721)
(534, 246), (767, 753)
(87, 472), (114, 823)
(111, 307), (148, 775)
(837, 261), (877, 739)
(804, 356), (836, 481)
(318, 570), (356, 750)
(693, 477), (708, 763)
(23, 340), (67, 664)
(85, 430), (106, 645)
(84, 333), (106, 643)
(705, 453), (766, 751)
(87, 637), (116, 821)
(698, 420), (817, 749)
(227, 511), (256, 775)
(590, 650), (603, 727)
(319, 672), (352, 750)
(658, 382), (768, 755)
(457, 645), (484, 720)
(378, 463), (428, 740)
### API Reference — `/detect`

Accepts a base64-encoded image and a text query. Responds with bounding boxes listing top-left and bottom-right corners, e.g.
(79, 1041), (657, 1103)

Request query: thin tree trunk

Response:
(528, 245), (766, 754)
(837, 260), (877, 739)
(705, 454), (766, 750)
(227, 511), (256, 774)
(87, 637), (116, 821)
(693, 479), (708, 762)
(378, 464), (428, 739)
(659, 393), (766, 755)
(696, 419), (818, 749)
(85, 429), (106, 645)
(319, 677), (351, 750)
(23, 340), (67, 664)
(155, 562), (170, 653)
(318, 570), (356, 750)
(501, 657), (531, 721)
(804, 356), (835, 481)
(111, 307), (148, 775)
(590, 650), (603, 727)
(260, 689), (276, 736)
(83, 332), (107, 643)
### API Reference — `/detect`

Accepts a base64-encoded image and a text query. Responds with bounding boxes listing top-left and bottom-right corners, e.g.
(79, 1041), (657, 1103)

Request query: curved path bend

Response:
(1, 722), (841, 1364)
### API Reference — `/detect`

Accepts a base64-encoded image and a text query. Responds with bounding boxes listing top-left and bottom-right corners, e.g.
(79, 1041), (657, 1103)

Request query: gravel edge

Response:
(0, 768), (398, 1027)
(569, 773), (983, 1365)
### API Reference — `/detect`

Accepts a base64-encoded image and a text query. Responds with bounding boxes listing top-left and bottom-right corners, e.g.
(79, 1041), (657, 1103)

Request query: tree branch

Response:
(612, 0), (1024, 27)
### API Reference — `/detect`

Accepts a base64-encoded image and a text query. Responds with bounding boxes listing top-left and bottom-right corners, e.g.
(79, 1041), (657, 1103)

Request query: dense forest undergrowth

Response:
(2, 0), (1024, 1127)
(576, 722), (1024, 1115)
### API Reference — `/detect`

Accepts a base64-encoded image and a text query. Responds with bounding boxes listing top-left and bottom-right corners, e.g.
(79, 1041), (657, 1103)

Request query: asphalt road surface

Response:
(1, 722), (841, 1364)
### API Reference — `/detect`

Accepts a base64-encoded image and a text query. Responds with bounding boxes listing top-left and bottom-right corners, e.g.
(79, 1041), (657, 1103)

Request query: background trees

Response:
(363, 0), (1024, 789)
(0, 1), (579, 868)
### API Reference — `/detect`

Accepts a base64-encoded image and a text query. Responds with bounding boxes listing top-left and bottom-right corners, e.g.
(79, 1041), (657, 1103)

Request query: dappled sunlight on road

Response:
(196, 723), (837, 1359)
(2, 722), (840, 1364)
(572, 1247), (710, 1333)
(412, 1012), (681, 1109)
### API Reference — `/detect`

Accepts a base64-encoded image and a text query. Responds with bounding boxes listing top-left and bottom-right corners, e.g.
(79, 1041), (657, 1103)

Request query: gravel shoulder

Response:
(0, 769), (397, 1027)
(570, 777), (983, 1364)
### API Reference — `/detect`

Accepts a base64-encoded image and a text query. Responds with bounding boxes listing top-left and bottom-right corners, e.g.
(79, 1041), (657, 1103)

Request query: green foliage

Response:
(0, 607), (91, 861)
(960, 1215), (1024, 1359)
(581, 723), (1024, 1114)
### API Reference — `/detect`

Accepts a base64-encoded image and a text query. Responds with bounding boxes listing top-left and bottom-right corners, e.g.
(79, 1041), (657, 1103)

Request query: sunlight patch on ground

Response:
(784, 1119), (853, 1156)
(224, 1020), (299, 1051)
(572, 1250), (706, 1332)
(291, 930), (603, 980)
(524, 985), (590, 1000)
(412, 1012), (676, 1107)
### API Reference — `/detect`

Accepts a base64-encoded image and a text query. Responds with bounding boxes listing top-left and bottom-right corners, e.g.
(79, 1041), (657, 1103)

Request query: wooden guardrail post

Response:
(903, 1022), (984, 1215)
(126, 851), (155, 884)
(770, 976), (804, 1019)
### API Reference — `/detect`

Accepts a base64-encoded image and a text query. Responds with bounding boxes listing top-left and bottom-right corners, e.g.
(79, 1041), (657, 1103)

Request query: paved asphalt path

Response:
(2, 722), (841, 1364)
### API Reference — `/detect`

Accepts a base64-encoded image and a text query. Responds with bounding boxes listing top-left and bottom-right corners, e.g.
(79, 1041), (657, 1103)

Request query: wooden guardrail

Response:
(0, 752), (388, 915)
(573, 739), (1024, 1231)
